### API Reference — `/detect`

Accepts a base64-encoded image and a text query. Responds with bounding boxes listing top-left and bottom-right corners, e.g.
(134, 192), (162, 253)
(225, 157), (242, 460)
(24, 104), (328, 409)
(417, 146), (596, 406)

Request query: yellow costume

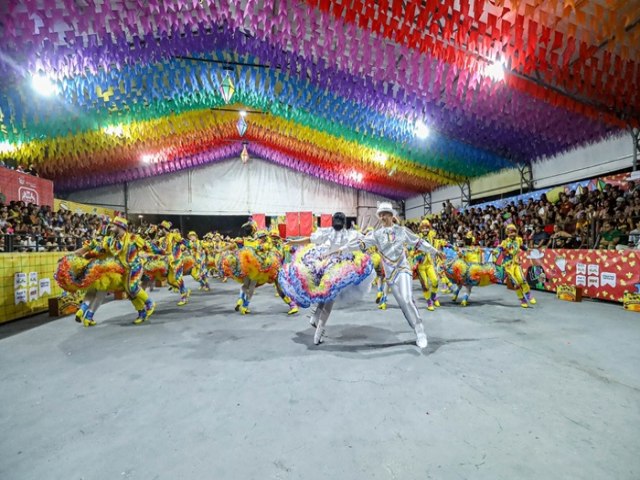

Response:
(415, 220), (440, 311)
(498, 224), (536, 308)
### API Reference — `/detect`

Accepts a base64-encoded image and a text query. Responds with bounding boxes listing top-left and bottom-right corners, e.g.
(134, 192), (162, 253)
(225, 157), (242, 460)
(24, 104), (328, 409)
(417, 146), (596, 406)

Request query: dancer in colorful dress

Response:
(71, 216), (156, 325)
(357, 203), (445, 349)
(364, 227), (388, 310)
(219, 220), (282, 315)
(281, 212), (372, 345)
(268, 228), (299, 315)
(497, 223), (536, 308)
(452, 231), (483, 306)
(157, 220), (191, 306)
(186, 231), (211, 291)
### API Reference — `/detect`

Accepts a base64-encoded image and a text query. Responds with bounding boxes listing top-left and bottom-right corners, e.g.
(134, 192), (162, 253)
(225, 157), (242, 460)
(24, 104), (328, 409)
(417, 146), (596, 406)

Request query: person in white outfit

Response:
(287, 212), (362, 345)
(347, 202), (444, 349)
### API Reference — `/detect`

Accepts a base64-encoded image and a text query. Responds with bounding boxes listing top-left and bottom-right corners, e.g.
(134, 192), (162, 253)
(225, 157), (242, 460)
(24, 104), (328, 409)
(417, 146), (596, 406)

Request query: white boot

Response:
(313, 324), (325, 345)
(415, 323), (428, 349)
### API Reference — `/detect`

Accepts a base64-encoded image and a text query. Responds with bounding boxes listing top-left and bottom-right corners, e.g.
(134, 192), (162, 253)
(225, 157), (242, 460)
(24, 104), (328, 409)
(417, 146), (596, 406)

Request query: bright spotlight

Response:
(31, 74), (58, 97)
(104, 125), (124, 136)
(0, 141), (16, 154)
(141, 154), (153, 164)
(414, 120), (430, 140)
(239, 110), (247, 117)
(486, 61), (505, 81)
(373, 151), (388, 165)
(349, 171), (364, 183)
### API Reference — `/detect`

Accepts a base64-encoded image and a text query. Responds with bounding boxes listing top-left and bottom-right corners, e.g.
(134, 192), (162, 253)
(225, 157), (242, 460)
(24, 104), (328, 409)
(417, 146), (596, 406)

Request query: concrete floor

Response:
(1, 278), (639, 480)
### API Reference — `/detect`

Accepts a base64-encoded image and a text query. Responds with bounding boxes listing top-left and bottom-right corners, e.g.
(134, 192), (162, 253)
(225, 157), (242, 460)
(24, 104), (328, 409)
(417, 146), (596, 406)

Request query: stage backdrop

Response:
(0, 169), (54, 207)
(67, 158), (391, 222)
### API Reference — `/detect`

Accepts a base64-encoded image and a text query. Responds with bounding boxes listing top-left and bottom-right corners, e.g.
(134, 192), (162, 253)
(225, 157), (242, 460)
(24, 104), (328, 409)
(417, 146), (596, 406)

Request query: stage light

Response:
(373, 151), (388, 165)
(0, 141), (16, 154)
(414, 120), (430, 139)
(31, 74), (58, 96)
(486, 61), (505, 81)
(104, 125), (125, 137)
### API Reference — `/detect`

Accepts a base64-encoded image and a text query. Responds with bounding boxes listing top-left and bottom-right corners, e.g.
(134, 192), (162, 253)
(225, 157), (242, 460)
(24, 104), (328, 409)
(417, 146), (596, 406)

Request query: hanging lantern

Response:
(236, 116), (247, 137)
(219, 73), (235, 104)
(240, 143), (249, 164)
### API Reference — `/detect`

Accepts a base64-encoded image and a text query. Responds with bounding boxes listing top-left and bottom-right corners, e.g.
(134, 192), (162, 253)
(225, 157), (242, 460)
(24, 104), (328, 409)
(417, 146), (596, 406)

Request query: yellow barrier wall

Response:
(0, 252), (66, 324)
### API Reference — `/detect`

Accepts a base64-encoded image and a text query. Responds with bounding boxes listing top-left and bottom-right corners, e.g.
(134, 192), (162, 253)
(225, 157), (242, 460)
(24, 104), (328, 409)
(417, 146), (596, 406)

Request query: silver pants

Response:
(389, 271), (423, 330)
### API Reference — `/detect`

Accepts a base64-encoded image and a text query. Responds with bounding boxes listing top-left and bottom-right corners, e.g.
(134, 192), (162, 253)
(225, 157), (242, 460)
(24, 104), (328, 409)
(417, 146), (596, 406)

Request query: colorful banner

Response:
(520, 248), (640, 303)
(0, 169), (54, 207)
(54, 198), (116, 217)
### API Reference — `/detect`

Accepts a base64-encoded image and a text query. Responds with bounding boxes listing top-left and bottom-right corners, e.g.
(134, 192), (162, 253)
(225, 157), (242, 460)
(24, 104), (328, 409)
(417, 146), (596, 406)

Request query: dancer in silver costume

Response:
(350, 202), (444, 349)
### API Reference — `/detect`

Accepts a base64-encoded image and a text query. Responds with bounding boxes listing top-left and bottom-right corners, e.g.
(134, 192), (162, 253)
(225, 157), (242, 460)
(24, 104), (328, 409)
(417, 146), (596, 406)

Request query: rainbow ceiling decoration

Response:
(0, 0), (637, 199)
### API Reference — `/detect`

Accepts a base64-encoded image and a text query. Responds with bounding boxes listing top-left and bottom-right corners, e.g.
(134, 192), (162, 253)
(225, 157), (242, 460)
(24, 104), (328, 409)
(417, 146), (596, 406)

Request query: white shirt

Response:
(359, 225), (438, 283)
(310, 227), (361, 253)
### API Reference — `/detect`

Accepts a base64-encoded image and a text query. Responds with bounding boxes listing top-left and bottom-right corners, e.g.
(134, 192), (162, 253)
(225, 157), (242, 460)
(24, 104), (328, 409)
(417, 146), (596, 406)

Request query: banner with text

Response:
(0, 169), (54, 207)
(520, 248), (640, 303)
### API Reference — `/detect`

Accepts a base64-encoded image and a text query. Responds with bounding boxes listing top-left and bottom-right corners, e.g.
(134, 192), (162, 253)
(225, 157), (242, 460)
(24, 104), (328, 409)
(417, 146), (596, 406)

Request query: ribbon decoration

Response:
(0, 0), (634, 199)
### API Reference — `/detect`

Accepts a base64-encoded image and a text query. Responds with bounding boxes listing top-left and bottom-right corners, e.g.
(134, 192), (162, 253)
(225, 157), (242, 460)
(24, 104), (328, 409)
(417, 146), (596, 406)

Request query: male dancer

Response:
(498, 224), (536, 308)
(355, 203), (444, 349)
(157, 220), (190, 306)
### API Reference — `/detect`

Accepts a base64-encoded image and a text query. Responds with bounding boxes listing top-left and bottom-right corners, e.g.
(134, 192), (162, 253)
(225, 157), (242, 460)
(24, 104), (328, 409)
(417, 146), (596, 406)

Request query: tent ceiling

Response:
(0, 0), (637, 198)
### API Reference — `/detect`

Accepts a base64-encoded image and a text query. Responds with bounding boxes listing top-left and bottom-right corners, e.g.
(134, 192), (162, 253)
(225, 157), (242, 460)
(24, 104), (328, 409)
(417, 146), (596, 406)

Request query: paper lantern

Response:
(240, 143), (249, 164)
(236, 116), (247, 136)
(219, 73), (235, 104)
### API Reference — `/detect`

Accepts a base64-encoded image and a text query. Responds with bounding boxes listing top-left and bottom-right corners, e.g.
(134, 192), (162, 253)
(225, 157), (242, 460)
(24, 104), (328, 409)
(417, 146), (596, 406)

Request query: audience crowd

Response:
(2, 180), (640, 253)
(0, 201), (105, 252)
(407, 180), (640, 250)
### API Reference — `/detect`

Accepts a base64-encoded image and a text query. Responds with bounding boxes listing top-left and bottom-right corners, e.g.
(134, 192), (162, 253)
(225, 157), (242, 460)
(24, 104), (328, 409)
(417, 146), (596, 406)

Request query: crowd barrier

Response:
(0, 252), (66, 323)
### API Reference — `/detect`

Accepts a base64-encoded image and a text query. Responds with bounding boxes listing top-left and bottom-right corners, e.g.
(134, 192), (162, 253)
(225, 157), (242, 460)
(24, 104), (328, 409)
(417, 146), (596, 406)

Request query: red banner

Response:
(299, 211), (313, 237)
(520, 248), (640, 303)
(251, 213), (266, 230)
(0, 169), (54, 207)
(320, 213), (332, 228)
(285, 212), (300, 238)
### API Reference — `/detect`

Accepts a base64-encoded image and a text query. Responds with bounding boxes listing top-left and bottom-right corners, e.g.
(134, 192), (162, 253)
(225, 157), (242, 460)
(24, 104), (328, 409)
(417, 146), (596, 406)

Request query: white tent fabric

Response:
(68, 158), (393, 221)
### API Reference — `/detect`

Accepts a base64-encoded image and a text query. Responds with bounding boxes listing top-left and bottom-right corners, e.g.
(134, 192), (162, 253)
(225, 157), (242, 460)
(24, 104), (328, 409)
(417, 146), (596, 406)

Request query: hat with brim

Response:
(376, 202), (395, 216)
(111, 216), (128, 230)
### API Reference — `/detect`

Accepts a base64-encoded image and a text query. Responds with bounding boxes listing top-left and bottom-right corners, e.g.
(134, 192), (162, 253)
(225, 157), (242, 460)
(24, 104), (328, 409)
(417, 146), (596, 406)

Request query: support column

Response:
(518, 163), (534, 194)
(632, 127), (639, 172)
(123, 181), (129, 217)
(422, 192), (432, 216)
(459, 180), (471, 209)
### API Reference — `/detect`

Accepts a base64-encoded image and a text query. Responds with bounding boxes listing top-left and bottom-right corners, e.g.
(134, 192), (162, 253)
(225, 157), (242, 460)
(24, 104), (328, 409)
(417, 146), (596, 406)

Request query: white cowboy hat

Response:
(376, 202), (395, 216)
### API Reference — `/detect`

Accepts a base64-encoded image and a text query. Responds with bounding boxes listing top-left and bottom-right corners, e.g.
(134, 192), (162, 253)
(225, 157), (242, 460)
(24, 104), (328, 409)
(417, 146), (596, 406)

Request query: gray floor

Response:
(1, 278), (639, 480)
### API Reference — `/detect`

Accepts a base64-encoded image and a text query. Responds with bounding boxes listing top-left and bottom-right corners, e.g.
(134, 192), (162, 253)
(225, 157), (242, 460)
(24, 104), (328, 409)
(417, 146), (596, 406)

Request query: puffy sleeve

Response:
(310, 228), (329, 245)
(86, 238), (104, 254)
